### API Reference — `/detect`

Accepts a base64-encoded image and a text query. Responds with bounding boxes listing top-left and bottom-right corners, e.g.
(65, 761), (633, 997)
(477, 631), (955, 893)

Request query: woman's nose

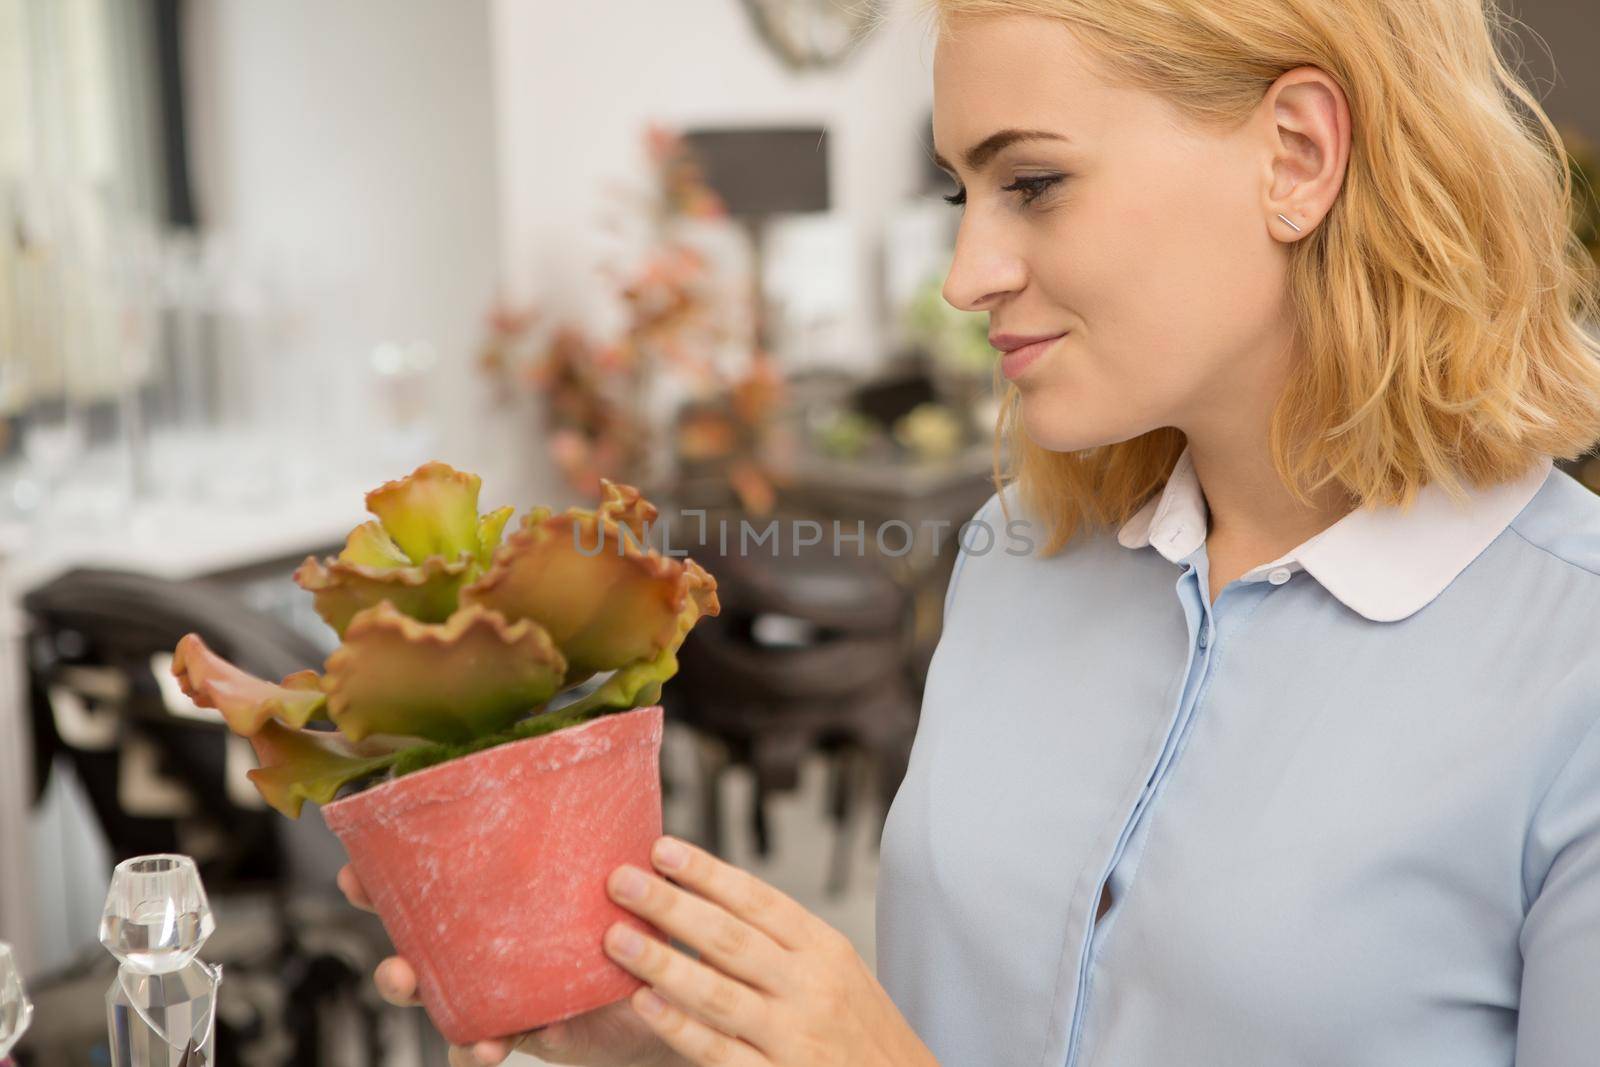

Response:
(941, 224), (1026, 313)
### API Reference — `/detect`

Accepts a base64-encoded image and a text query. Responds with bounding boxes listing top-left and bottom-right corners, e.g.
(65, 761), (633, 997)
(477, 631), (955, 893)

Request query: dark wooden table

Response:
(766, 440), (1003, 695)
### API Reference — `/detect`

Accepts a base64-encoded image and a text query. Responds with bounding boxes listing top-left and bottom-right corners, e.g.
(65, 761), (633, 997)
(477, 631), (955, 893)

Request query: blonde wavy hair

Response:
(916, 0), (1600, 555)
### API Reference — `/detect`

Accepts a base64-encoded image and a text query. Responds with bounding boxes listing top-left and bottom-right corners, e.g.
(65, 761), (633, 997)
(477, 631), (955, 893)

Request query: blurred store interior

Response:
(3, 0), (1600, 1063)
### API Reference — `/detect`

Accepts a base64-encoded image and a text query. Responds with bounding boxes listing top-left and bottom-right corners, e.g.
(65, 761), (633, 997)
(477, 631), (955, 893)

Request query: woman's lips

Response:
(1000, 333), (1066, 379)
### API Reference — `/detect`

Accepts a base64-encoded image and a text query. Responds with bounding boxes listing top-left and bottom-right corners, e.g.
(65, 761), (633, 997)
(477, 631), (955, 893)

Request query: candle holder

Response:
(0, 941), (32, 1066)
(99, 854), (222, 1067)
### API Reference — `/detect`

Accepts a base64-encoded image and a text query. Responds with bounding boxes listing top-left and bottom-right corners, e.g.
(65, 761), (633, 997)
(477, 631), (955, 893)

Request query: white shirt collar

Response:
(1115, 445), (1554, 621)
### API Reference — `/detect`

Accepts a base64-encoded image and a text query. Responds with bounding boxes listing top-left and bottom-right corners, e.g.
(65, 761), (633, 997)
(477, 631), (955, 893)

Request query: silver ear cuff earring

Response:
(1276, 212), (1303, 233)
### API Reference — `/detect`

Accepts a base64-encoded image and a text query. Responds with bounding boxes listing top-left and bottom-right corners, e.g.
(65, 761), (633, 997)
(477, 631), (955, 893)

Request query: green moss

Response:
(386, 704), (620, 779)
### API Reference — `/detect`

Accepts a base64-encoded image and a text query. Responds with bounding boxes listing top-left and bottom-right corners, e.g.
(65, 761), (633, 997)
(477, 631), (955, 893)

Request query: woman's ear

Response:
(1260, 66), (1351, 238)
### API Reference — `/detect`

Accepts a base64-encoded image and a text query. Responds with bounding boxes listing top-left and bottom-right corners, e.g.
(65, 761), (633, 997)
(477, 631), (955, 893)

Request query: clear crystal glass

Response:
(0, 941), (32, 1061)
(101, 854), (216, 974)
(107, 962), (221, 1067)
(100, 855), (222, 1067)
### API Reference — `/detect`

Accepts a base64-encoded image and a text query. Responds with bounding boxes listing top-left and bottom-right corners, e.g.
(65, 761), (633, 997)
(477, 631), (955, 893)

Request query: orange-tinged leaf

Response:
(461, 504), (694, 679)
(293, 554), (473, 637)
(246, 720), (398, 818)
(323, 601), (567, 743)
(556, 556), (721, 718)
(171, 633), (328, 736)
(594, 478), (659, 540)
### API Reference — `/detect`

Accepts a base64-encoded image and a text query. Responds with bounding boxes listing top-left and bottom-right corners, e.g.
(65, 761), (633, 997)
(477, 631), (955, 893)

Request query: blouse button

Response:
(1197, 626), (1211, 649)
(1267, 567), (1292, 585)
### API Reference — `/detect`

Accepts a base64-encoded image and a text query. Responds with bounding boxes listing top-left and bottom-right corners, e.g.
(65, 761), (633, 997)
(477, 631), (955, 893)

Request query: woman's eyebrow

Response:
(931, 128), (1073, 175)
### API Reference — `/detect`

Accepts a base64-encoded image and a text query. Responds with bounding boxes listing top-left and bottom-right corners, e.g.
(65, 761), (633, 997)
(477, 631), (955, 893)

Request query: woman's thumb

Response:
(518, 1021), (581, 1060)
(531, 1021), (571, 1050)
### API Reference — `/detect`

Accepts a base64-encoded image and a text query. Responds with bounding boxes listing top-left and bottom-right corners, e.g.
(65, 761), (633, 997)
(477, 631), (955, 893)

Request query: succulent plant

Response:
(171, 463), (719, 818)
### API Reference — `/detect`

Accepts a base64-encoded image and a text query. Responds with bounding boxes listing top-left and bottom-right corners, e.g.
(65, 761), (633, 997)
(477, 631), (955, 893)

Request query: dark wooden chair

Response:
(18, 568), (401, 1066)
(662, 507), (918, 895)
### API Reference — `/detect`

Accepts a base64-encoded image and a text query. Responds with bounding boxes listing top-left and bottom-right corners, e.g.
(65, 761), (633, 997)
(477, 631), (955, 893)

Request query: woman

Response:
(342, 1), (1600, 1063)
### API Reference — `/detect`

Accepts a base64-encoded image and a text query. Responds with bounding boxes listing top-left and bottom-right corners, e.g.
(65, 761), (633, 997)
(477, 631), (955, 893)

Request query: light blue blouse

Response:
(878, 446), (1600, 1067)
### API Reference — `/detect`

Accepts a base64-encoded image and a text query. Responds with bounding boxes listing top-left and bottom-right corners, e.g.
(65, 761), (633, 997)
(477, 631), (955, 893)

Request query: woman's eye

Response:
(1002, 175), (1064, 204)
(940, 175), (1064, 209)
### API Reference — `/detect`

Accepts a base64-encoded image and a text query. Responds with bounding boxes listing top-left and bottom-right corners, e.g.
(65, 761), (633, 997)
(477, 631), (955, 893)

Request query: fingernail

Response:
(533, 1023), (567, 1051)
(634, 988), (665, 1017)
(375, 962), (404, 998)
(607, 924), (645, 960)
(654, 837), (688, 871)
(611, 865), (648, 902)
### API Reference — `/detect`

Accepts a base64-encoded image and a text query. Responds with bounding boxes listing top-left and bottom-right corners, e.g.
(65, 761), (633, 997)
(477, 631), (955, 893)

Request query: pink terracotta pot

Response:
(322, 704), (665, 1046)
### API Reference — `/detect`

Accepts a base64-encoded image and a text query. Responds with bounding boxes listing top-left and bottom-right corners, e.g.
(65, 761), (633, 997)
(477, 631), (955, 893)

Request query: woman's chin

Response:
(1019, 397), (1093, 454)
(1020, 402), (1135, 455)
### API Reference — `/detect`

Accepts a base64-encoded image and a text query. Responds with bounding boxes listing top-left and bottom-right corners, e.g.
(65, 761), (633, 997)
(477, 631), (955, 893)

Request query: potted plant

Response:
(170, 462), (719, 1045)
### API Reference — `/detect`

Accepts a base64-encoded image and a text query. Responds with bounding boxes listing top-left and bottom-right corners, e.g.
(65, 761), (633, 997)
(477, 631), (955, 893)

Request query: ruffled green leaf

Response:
(323, 601), (568, 743)
(365, 461), (485, 564)
(389, 556), (720, 779)
(293, 553), (473, 637)
(558, 557), (719, 717)
(460, 479), (718, 681)
(171, 633), (328, 736)
(293, 464), (521, 636)
(477, 505), (515, 567)
(338, 521), (414, 570)
(246, 720), (398, 818)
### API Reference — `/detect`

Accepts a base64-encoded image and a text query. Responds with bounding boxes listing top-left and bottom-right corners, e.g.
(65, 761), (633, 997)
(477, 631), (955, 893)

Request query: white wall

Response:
(174, 0), (942, 508)
(183, 0), (516, 494)
(9, 0), (512, 976)
(488, 0), (939, 493)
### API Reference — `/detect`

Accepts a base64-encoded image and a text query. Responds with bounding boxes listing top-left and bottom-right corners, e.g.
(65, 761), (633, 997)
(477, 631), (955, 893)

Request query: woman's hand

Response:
(600, 836), (938, 1067)
(336, 865), (683, 1067)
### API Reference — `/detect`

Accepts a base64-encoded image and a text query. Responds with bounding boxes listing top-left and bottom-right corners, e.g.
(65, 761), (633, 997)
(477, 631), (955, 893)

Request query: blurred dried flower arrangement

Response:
(478, 124), (787, 515)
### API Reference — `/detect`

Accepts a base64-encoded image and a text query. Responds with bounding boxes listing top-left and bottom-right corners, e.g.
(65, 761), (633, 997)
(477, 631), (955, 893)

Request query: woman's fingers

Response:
(510, 997), (668, 1065)
(340, 868), (424, 1014)
(607, 865), (788, 992)
(465, 1037), (516, 1064)
(343, 872), (421, 1026)
(337, 864), (376, 913)
(447, 1046), (480, 1067)
(340, 870), (422, 1017)
(604, 923), (770, 1043)
(649, 837), (820, 950)
(373, 956), (421, 1008)
(627, 987), (767, 1067)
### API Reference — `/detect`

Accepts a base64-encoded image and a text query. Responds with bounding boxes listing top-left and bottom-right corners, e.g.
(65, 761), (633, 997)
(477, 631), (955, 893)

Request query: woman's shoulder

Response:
(957, 483), (1125, 565)
(938, 483), (1125, 625)
(1506, 465), (1600, 584)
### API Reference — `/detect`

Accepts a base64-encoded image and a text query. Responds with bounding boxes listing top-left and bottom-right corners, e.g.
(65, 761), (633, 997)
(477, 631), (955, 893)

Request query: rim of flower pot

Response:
(321, 703), (664, 821)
